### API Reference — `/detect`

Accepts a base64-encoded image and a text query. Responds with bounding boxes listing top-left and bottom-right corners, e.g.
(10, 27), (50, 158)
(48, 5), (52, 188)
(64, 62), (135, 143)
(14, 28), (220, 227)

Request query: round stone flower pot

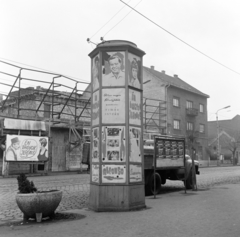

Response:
(16, 190), (62, 221)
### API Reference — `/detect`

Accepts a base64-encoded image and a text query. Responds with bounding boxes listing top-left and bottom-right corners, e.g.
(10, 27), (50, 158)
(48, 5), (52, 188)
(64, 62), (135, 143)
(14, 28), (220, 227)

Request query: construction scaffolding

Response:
(143, 97), (167, 135)
(0, 60), (91, 174)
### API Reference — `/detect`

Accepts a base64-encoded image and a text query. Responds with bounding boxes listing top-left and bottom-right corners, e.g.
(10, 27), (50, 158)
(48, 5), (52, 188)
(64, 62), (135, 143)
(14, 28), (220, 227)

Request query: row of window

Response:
(173, 97), (204, 113)
(173, 120), (205, 133)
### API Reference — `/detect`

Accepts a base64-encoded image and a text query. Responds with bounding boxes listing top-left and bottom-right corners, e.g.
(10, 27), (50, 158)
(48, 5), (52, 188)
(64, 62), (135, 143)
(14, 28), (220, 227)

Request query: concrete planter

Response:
(16, 190), (62, 221)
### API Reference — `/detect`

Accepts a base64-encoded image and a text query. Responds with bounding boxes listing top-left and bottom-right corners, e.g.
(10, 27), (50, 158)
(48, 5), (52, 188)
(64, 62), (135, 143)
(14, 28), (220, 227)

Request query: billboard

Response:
(5, 135), (48, 162)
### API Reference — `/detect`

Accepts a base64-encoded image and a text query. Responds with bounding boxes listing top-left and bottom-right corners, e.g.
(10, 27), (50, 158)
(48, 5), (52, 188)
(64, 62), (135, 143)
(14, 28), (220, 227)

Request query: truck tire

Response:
(185, 170), (193, 189)
(149, 172), (161, 195)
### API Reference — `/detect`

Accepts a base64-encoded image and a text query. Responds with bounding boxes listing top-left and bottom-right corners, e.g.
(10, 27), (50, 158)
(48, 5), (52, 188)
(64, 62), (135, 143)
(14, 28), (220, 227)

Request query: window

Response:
(173, 97), (180, 107)
(199, 104), (204, 113)
(199, 124), (205, 133)
(187, 122), (193, 131)
(173, 120), (180, 130)
(186, 100), (193, 109)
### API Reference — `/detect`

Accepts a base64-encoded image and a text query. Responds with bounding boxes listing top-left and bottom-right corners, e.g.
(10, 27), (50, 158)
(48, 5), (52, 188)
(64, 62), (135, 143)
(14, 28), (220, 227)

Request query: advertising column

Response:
(88, 40), (145, 211)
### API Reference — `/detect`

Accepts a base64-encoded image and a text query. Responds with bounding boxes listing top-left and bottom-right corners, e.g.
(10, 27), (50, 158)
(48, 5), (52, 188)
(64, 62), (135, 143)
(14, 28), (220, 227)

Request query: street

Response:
(0, 166), (240, 225)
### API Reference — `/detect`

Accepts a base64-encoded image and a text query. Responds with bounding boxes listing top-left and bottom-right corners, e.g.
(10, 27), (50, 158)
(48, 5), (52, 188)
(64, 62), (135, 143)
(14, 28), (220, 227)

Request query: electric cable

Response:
(120, 0), (240, 76)
(104, 0), (142, 37)
(0, 58), (90, 83)
(90, 0), (132, 40)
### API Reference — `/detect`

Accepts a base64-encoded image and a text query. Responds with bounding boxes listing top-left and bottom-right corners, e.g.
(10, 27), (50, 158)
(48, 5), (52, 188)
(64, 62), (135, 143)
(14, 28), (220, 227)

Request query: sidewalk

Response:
(1, 183), (240, 237)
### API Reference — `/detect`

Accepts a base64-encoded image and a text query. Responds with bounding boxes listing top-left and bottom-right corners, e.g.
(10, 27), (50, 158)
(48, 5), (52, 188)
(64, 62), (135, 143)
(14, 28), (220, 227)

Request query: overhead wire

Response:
(120, 0), (240, 76)
(89, 0), (132, 40)
(0, 57), (90, 83)
(104, 0), (143, 37)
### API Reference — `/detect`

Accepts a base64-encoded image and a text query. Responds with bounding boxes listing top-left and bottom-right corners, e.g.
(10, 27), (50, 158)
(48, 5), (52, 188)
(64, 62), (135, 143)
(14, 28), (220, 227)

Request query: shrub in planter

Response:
(16, 174), (62, 222)
(17, 173), (37, 193)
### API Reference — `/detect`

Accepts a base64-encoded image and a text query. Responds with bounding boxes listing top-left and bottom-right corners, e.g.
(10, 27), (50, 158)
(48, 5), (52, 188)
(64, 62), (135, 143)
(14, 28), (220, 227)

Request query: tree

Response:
(221, 131), (240, 165)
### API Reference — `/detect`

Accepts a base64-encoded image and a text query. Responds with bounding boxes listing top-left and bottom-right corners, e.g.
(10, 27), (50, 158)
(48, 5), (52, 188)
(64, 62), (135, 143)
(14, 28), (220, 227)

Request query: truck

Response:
(143, 133), (200, 195)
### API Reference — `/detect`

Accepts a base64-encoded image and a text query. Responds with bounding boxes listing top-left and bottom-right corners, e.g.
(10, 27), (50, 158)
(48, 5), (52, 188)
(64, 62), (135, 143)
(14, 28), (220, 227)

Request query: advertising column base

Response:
(89, 183), (146, 212)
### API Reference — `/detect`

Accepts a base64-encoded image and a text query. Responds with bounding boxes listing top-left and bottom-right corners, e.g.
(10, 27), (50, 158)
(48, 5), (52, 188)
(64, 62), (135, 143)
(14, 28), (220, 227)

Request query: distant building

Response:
(143, 66), (209, 162)
(208, 115), (240, 165)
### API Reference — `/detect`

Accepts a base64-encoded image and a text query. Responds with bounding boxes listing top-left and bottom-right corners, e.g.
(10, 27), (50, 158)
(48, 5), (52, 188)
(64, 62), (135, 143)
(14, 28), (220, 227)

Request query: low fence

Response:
(199, 160), (235, 167)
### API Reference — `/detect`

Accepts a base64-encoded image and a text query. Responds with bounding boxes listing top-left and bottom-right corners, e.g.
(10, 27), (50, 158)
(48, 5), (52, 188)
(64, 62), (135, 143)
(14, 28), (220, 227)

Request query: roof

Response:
(143, 66), (209, 98)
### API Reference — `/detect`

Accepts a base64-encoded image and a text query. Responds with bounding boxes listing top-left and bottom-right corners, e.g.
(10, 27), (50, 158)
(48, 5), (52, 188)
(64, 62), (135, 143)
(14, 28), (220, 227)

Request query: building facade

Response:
(143, 66), (209, 163)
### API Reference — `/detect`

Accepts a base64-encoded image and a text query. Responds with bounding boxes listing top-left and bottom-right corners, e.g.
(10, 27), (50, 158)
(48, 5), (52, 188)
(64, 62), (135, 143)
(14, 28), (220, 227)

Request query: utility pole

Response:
(216, 105), (230, 166)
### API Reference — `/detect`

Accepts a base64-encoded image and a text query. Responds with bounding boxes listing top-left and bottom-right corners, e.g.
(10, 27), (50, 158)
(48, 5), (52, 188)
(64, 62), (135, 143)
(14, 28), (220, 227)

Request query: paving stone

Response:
(0, 168), (240, 225)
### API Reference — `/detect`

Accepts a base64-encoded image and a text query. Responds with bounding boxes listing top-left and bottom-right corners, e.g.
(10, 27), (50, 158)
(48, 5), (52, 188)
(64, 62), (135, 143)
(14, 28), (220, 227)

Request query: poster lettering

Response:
(102, 88), (125, 123)
(5, 135), (48, 162)
(102, 164), (126, 183)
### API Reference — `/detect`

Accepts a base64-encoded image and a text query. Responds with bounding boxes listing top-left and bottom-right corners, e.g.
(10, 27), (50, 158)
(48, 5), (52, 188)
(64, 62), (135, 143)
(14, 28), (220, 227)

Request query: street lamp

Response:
(216, 105), (231, 166)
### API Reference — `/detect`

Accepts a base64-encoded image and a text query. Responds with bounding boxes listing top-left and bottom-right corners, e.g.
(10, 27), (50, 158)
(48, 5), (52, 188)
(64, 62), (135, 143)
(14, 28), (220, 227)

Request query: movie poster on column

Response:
(102, 164), (126, 183)
(102, 88), (125, 124)
(129, 89), (141, 126)
(102, 51), (125, 87)
(102, 126), (126, 162)
(128, 53), (141, 89)
(129, 127), (141, 163)
(130, 164), (142, 182)
(92, 127), (99, 162)
(92, 90), (99, 126)
(92, 164), (99, 183)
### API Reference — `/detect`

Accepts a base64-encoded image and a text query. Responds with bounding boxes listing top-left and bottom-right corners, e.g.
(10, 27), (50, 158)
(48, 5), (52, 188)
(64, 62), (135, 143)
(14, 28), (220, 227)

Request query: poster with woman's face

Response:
(5, 135), (48, 161)
(92, 54), (100, 91)
(102, 51), (125, 87)
(102, 126), (126, 162)
(128, 53), (141, 89)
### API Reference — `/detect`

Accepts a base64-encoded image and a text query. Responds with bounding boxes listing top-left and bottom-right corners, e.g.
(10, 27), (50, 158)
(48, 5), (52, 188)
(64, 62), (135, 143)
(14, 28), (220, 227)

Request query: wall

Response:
(142, 68), (209, 160)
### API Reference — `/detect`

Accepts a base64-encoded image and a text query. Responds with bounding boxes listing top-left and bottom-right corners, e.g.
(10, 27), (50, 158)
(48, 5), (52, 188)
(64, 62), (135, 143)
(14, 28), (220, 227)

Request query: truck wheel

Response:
(185, 170), (193, 189)
(149, 173), (161, 195)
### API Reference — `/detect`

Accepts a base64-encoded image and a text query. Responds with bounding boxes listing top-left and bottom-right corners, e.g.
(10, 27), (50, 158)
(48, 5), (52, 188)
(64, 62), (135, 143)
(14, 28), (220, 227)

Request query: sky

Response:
(0, 0), (240, 121)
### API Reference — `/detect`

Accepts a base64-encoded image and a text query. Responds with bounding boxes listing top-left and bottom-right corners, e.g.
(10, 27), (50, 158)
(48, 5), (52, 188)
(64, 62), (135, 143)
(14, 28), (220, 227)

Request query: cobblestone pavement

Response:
(0, 166), (240, 225)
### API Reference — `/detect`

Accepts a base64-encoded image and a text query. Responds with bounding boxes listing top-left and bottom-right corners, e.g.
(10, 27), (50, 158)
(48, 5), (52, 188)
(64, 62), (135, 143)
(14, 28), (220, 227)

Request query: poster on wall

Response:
(92, 54), (100, 91)
(92, 164), (99, 183)
(5, 135), (48, 162)
(130, 164), (142, 182)
(102, 88), (125, 124)
(128, 53), (141, 89)
(102, 164), (126, 183)
(92, 90), (99, 126)
(102, 126), (126, 162)
(129, 89), (141, 126)
(129, 127), (141, 162)
(92, 127), (99, 162)
(102, 51), (125, 87)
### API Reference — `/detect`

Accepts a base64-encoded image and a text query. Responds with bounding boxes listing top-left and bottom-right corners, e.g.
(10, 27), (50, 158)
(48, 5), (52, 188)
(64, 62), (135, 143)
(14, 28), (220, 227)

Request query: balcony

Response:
(186, 108), (198, 117)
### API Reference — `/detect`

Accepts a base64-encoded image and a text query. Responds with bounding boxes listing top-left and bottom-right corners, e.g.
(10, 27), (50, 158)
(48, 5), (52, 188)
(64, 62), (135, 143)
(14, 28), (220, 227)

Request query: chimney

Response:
(174, 74), (178, 78)
(150, 66), (155, 70)
(161, 70), (165, 74)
